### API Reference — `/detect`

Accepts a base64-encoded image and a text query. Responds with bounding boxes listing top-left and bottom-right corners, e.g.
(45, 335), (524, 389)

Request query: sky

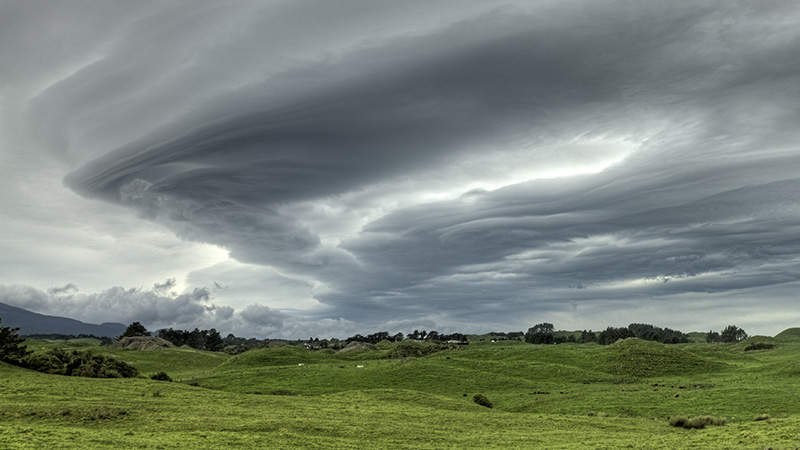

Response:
(2, 0), (800, 339)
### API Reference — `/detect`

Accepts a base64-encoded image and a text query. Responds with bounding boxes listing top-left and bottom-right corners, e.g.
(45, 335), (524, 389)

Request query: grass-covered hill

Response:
(3, 334), (800, 448)
(775, 327), (800, 342)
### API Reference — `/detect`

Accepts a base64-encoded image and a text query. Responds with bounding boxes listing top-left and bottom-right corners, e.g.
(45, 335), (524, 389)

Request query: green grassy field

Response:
(2, 333), (800, 449)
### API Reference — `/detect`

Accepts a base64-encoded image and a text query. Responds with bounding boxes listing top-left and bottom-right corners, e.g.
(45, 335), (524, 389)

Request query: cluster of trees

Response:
(591, 324), (690, 345)
(524, 323), (556, 344)
(628, 323), (689, 344)
(115, 322), (227, 352)
(706, 325), (748, 343)
(524, 322), (704, 345)
(156, 327), (225, 352)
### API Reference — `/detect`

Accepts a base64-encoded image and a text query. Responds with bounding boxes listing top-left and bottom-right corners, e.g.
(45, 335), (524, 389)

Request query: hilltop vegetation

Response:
(3, 321), (800, 448)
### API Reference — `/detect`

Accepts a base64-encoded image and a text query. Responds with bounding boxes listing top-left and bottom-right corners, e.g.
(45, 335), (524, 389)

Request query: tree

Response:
(720, 325), (747, 343)
(706, 330), (721, 343)
(425, 330), (440, 342)
(119, 321), (149, 338)
(205, 329), (224, 352)
(579, 330), (597, 343)
(507, 331), (524, 340)
(0, 318), (31, 365)
(525, 323), (555, 344)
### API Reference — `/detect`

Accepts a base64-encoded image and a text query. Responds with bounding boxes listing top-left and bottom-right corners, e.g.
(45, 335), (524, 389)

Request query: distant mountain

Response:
(0, 302), (126, 337)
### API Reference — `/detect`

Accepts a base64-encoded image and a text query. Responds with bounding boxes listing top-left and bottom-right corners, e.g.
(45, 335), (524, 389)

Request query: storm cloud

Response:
(3, 0), (800, 336)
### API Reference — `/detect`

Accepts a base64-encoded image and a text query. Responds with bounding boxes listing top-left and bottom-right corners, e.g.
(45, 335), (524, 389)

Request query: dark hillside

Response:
(0, 302), (125, 337)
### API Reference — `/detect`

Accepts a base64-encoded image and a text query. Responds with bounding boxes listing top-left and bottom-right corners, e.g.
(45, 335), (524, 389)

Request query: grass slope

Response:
(3, 336), (800, 448)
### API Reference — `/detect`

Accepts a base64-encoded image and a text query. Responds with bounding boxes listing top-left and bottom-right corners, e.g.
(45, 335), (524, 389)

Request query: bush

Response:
(472, 393), (493, 408)
(744, 342), (775, 351)
(754, 414), (770, 421)
(150, 371), (173, 382)
(27, 349), (139, 378)
(669, 415), (725, 429)
(668, 416), (688, 427)
(24, 353), (64, 374)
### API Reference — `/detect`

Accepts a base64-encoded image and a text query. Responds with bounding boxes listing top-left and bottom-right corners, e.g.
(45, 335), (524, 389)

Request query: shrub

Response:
(28, 349), (139, 378)
(754, 414), (770, 421)
(24, 353), (64, 374)
(150, 371), (173, 382)
(669, 415), (725, 429)
(744, 342), (775, 351)
(472, 393), (493, 408)
(668, 416), (688, 428)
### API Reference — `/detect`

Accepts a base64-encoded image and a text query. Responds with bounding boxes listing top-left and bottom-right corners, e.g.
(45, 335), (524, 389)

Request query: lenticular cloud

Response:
(12, 0), (800, 335)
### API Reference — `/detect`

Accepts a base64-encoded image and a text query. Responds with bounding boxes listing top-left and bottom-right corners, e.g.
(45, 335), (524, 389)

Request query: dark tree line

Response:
(157, 327), (225, 352)
(524, 322), (695, 345)
(627, 323), (689, 344)
(595, 324), (690, 345)
(344, 330), (467, 345)
(345, 331), (404, 344)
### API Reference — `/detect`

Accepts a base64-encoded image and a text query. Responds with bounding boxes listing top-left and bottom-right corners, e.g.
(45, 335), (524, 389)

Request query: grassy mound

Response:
(738, 336), (777, 352)
(597, 338), (724, 378)
(222, 346), (318, 367)
(386, 340), (444, 358)
(774, 328), (800, 342)
(112, 336), (174, 350)
(338, 341), (377, 353)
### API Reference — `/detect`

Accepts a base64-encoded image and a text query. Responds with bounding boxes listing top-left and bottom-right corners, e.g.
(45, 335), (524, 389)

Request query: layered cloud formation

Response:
(3, 1), (800, 336)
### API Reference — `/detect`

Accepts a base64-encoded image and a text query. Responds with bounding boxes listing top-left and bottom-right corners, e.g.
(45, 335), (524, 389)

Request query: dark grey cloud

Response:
(6, 0), (800, 336)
